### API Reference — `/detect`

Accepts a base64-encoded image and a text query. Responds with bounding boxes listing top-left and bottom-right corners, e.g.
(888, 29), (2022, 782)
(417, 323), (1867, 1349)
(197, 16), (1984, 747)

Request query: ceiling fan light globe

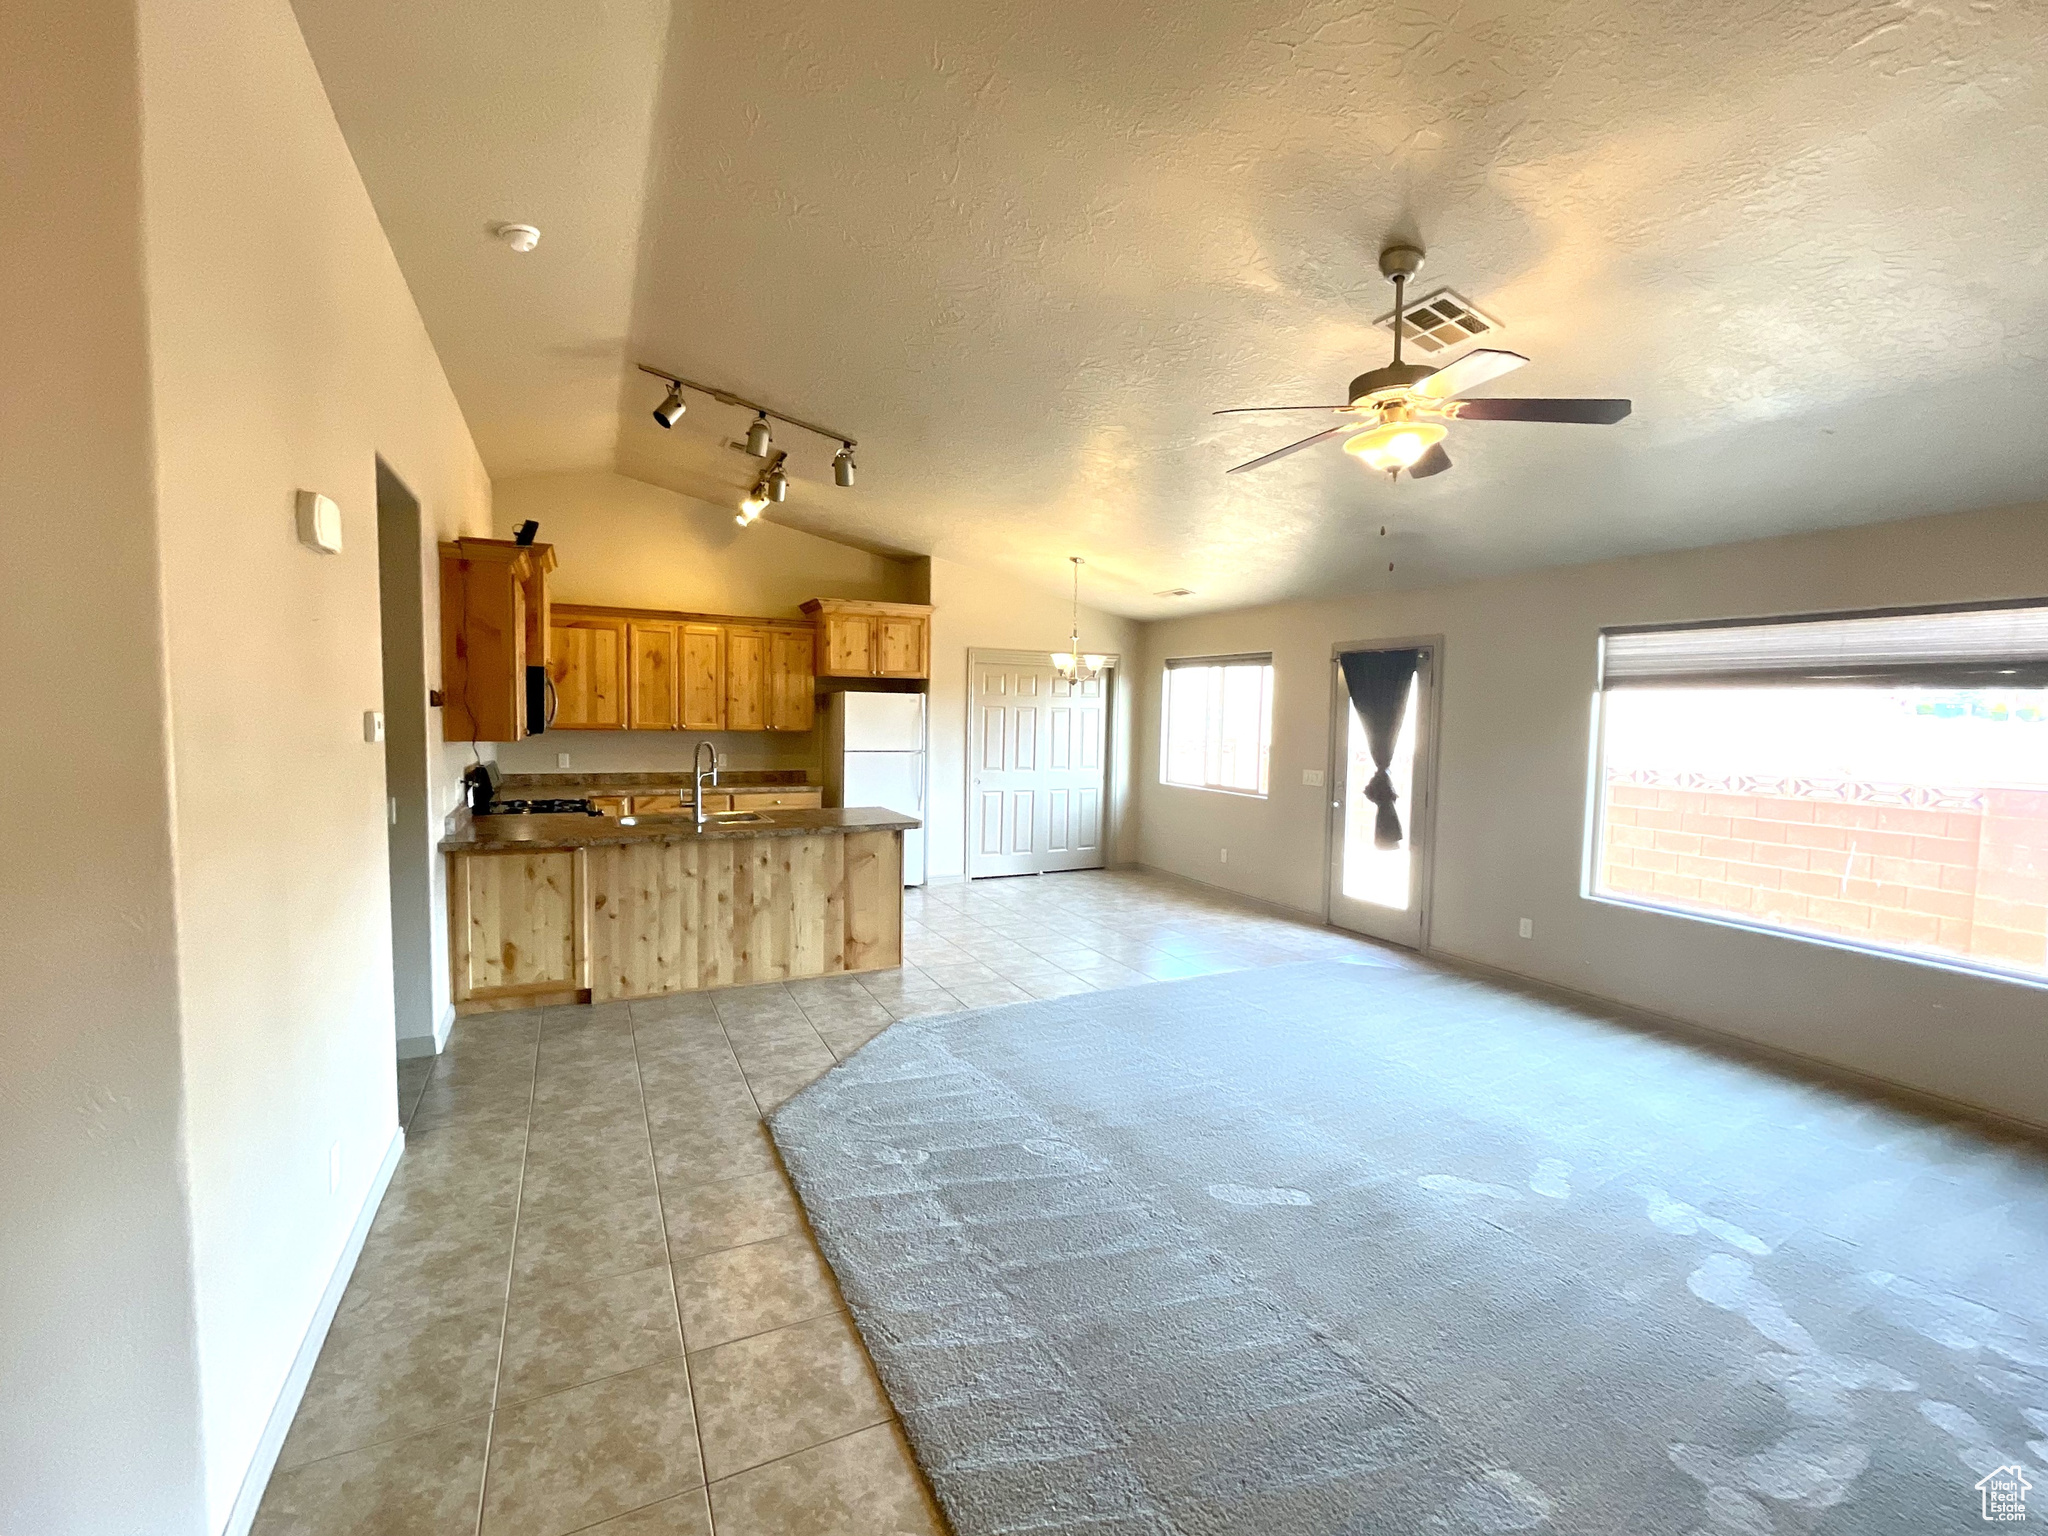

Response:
(1344, 420), (1447, 473)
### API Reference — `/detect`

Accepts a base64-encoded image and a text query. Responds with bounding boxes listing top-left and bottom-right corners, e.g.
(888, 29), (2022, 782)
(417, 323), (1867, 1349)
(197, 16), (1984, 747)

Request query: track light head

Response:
(766, 466), (789, 502)
(745, 413), (772, 457)
(652, 382), (686, 428)
(832, 444), (856, 487)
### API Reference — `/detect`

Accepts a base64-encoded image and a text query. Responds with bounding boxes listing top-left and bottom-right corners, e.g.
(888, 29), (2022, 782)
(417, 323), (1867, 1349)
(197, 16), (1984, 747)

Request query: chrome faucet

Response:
(692, 740), (719, 827)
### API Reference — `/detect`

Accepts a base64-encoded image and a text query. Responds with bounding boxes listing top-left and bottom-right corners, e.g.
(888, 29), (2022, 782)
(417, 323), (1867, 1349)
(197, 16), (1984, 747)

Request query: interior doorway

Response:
(967, 651), (1112, 877)
(374, 461), (436, 1053)
(1327, 639), (1442, 949)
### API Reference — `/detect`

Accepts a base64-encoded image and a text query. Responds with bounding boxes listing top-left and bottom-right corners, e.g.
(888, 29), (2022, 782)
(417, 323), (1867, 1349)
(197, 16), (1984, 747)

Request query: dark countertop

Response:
(441, 805), (917, 853)
(500, 770), (814, 793)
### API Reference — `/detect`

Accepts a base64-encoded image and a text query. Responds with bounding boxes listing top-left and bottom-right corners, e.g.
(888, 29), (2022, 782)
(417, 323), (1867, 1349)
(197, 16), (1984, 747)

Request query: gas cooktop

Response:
(483, 798), (599, 816)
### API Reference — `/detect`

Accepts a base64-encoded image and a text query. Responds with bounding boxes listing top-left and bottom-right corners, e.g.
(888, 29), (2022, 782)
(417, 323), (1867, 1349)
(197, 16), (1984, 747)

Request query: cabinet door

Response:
(728, 788), (823, 810)
(626, 622), (679, 730)
(875, 616), (927, 678)
(548, 616), (627, 730)
(725, 627), (772, 731)
(679, 624), (725, 731)
(768, 629), (816, 731)
(820, 613), (875, 676)
(452, 850), (581, 1002)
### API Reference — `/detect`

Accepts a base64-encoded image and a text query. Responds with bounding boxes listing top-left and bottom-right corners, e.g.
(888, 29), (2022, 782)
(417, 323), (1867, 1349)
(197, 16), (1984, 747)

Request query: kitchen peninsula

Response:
(442, 803), (917, 1011)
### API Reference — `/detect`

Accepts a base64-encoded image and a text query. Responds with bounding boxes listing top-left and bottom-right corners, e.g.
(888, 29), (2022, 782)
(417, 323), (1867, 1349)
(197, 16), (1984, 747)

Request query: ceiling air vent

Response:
(1374, 287), (1499, 355)
(1155, 588), (1195, 598)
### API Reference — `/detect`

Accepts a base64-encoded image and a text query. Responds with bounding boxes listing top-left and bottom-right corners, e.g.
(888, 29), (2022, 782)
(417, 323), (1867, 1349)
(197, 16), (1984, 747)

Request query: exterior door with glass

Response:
(1327, 641), (1440, 948)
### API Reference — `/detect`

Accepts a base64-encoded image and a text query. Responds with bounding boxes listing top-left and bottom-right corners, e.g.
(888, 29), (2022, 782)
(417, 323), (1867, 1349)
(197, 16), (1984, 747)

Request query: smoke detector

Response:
(1374, 286), (1498, 355)
(1155, 587), (1195, 598)
(493, 222), (541, 253)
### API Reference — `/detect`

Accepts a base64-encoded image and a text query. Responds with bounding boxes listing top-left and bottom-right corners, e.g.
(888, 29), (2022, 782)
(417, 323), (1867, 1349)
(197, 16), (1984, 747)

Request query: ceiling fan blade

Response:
(1226, 425), (1349, 474)
(1212, 405), (1351, 415)
(1407, 442), (1452, 479)
(1416, 348), (1529, 401)
(1451, 397), (1632, 424)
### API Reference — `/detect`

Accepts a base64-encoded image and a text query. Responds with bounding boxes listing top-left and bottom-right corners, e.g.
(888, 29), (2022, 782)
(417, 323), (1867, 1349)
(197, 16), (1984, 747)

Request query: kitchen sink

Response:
(618, 810), (770, 827)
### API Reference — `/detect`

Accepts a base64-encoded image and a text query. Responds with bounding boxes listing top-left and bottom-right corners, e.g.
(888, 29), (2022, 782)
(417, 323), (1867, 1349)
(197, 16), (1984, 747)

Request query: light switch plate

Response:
(296, 490), (343, 554)
(1519, 918), (1534, 939)
(363, 710), (385, 743)
(1302, 769), (1325, 787)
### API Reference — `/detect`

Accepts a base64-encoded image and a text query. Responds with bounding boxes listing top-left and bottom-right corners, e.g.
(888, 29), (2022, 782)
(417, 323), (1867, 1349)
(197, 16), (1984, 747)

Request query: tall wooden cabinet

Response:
(801, 599), (933, 679)
(440, 538), (556, 742)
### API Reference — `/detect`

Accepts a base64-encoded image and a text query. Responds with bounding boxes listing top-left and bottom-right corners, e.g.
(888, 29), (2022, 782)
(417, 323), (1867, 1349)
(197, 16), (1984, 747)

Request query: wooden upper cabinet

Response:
(802, 599), (934, 679)
(724, 627), (773, 732)
(768, 629), (816, 732)
(819, 612), (874, 676)
(541, 602), (836, 731)
(548, 613), (626, 730)
(439, 538), (555, 742)
(679, 623), (725, 731)
(627, 621), (680, 731)
(876, 616), (926, 678)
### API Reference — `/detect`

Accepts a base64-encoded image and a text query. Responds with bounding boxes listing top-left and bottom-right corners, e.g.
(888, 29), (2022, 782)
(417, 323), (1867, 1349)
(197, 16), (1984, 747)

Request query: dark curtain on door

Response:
(1338, 648), (1420, 848)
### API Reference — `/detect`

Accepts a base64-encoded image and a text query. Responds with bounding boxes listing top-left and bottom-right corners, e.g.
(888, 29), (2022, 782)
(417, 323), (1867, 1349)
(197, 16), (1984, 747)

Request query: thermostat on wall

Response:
(295, 490), (343, 554)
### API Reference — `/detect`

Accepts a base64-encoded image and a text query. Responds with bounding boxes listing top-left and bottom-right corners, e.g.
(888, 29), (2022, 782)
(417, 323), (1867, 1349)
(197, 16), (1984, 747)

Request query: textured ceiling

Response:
(296, 0), (2048, 616)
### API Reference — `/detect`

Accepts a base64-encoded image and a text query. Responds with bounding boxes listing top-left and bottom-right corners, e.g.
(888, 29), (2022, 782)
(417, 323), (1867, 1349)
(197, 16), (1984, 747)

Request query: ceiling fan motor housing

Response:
(1347, 361), (1436, 405)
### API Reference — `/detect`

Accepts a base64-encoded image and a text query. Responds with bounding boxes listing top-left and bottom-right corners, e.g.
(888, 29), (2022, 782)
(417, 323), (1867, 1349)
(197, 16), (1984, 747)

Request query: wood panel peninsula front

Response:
(442, 808), (917, 1012)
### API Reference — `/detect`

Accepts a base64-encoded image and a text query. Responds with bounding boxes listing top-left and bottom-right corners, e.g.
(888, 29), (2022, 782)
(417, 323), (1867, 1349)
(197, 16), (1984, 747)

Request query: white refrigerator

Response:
(823, 691), (927, 886)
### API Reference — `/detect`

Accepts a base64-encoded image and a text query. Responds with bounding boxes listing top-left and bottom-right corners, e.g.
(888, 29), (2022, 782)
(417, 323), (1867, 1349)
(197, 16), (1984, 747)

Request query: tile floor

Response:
(257, 870), (1407, 1536)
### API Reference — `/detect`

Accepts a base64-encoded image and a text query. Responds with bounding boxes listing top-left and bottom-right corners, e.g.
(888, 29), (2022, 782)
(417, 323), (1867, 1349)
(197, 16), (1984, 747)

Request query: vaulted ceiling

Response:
(294, 0), (2048, 616)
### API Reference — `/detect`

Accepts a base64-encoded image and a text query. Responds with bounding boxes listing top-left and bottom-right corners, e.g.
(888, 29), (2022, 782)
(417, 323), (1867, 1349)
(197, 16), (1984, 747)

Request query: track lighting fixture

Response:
(634, 366), (862, 498)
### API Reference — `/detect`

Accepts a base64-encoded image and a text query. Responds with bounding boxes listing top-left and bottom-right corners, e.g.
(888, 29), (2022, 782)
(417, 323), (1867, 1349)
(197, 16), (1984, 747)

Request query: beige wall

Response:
(927, 558), (1141, 880)
(1136, 500), (2048, 1129)
(135, 0), (493, 1521)
(498, 468), (921, 616)
(0, 0), (209, 1527)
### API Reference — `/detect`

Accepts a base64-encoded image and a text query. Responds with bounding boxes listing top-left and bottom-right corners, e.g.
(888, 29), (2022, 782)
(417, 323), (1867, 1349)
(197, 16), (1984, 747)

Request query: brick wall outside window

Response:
(1599, 781), (2048, 976)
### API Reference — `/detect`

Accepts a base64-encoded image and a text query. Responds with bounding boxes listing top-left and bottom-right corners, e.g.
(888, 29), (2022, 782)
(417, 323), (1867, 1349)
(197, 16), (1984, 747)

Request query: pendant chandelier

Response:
(1051, 557), (1106, 683)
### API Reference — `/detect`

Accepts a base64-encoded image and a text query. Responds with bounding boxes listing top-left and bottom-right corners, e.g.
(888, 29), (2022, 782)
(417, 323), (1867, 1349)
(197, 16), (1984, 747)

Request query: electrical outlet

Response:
(557, 751), (571, 769)
(388, 797), (397, 827)
(717, 751), (728, 769)
(362, 710), (385, 744)
(1220, 848), (1229, 865)
(328, 1142), (342, 1195)
(1302, 769), (1324, 787)
(1518, 918), (1533, 939)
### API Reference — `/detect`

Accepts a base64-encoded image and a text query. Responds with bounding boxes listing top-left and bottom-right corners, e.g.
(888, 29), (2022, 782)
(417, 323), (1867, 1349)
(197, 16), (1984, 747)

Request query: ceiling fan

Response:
(1217, 245), (1631, 480)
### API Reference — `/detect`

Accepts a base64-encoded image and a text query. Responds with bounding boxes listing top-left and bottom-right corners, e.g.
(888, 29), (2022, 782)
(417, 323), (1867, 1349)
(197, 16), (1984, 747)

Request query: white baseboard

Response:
(397, 1003), (454, 1060)
(220, 1125), (405, 1536)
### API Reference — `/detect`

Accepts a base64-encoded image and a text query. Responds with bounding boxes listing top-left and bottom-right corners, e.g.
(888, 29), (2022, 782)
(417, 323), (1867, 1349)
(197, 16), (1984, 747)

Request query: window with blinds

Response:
(1590, 600), (2048, 983)
(1161, 654), (1274, 797)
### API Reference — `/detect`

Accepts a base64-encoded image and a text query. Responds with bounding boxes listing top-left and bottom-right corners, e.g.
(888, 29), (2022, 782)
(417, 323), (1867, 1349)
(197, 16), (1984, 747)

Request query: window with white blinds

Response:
(1161, 654), (1274, 796)
(1590, 599), (2048, 984)
(1600, 600), (2048, 690)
